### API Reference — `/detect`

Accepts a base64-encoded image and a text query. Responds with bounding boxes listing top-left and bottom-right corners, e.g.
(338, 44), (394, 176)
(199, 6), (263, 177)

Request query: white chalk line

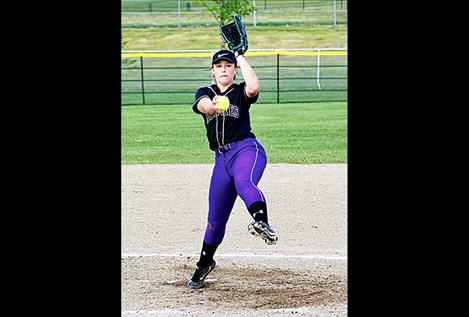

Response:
(122, 309), (179, 315)
(121, 306), (334, 315)
(121, 252), (346, 261)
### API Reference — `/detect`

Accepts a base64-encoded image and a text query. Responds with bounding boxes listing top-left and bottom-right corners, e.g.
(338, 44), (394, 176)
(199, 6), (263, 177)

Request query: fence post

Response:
(316, 49), (322, 90)
(140, 56), (146, 105)
(253, 0), (256, 27)
(333, 0), (337, 26)
(277, 54), (280, 103)
(177, 0), (181, 29)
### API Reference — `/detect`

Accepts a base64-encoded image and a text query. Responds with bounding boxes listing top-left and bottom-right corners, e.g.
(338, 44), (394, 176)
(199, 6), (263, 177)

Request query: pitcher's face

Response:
(212, 60), (236, 85)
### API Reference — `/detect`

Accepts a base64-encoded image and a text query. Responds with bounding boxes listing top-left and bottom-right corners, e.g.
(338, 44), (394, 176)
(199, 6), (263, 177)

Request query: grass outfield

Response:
(122, 102), (346, 164)
(122, 25), (347, 51)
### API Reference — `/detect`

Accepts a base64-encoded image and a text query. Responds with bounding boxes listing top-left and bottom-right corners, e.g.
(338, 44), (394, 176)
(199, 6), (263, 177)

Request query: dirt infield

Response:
(122, 164), (347, 316)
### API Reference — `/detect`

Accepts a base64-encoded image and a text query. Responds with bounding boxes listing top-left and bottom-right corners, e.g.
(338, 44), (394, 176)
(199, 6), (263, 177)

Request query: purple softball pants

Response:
(203, 138), (267, 246)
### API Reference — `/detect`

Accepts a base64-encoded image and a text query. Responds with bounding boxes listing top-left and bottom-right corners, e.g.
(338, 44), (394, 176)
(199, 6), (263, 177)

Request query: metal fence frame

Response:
(121, 48), (347, 106)
(122, 0), (347, 27)
(122, 0), (347, 11)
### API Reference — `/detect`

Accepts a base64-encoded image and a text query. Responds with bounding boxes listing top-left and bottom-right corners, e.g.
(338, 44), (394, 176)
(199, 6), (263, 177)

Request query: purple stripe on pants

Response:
(203, 138), (267, 246)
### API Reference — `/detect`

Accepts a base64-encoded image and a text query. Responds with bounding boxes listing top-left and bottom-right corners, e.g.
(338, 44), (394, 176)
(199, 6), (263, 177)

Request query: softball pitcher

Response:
(187, 49), (278, 289)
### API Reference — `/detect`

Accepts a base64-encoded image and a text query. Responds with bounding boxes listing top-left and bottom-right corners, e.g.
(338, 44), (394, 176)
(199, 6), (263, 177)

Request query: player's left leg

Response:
(231, 140), (278, 244)
(231, 141), (267, 209)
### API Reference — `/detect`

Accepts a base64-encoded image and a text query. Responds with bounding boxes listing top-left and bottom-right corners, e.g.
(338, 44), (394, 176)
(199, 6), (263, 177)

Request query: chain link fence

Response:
(122, 0), (347, 28)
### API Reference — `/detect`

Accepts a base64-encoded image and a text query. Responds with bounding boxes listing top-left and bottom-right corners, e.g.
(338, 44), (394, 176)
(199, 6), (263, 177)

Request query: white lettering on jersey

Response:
(206, 104), (239, 124)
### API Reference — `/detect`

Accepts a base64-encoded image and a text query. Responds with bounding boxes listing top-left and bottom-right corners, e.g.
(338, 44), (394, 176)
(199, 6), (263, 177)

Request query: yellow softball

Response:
(216, 96), (230, 111)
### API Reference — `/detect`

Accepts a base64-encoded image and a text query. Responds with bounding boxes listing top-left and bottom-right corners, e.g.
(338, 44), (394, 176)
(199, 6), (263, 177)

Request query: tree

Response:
(193, 0), (254, 48)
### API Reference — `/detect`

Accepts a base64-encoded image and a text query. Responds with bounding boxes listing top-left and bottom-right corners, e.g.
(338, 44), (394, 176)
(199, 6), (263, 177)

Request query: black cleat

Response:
(186, 260), (217, 289)
(248, 221), (278, 245)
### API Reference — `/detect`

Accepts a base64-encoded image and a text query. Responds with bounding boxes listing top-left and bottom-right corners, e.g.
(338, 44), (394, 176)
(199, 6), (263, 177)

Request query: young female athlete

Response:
(187, 49), (278, 289)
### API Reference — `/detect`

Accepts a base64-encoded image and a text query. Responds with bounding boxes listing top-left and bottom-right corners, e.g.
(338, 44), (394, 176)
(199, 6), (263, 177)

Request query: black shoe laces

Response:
(191, 269), (202, 282)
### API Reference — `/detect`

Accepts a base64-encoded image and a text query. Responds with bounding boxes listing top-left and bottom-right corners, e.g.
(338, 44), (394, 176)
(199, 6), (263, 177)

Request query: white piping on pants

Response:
(251, 141), (265, 202)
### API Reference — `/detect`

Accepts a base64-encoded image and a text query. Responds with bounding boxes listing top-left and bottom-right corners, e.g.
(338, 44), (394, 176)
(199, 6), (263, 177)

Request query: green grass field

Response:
(122, 102), (347, 164)
(122, 12), (347, 29)
(122, 25), (347, 50)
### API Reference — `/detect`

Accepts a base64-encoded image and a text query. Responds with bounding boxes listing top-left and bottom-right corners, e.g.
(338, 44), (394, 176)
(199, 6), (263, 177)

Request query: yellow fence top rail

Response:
(122, 49), (347, 58)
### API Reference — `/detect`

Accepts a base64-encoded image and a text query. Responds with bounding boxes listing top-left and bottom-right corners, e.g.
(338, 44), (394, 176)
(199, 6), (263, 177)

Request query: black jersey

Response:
(192, 81), (259, 151)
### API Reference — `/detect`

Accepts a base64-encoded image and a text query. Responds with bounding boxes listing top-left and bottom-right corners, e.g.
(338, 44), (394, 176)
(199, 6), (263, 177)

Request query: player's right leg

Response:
(187, 159), (238, 289)
(204, 161), (238, 247)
